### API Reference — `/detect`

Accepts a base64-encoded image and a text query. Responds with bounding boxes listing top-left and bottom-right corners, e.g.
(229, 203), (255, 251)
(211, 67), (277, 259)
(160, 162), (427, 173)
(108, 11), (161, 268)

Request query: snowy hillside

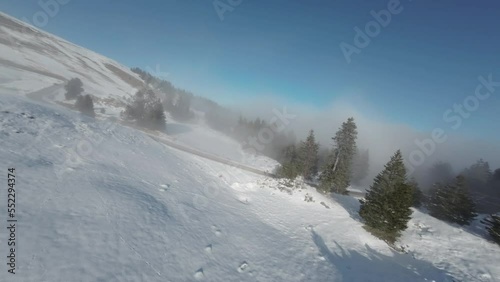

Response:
(0, 92), (459, 282)
(0, 11), (143, 101)
(0, 11), (499, 282)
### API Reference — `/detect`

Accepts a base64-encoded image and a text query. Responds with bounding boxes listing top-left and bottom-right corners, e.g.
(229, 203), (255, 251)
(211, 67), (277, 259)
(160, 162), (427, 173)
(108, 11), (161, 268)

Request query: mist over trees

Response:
(459, 159), (499, 213)
(131, 67), (194, 121)
(351, 149), (370, 187)
(423, 161), (455, 190)
(164, 89), (195, 121)
(122, 88), (166, 130)
(297, 130), (320, 180)
(233, 116), (297, 161)
(427, 175), (477, 226)
(276, 130), (319, 180)
(127, 65), (500, 247)
(131, 67), (300, 161)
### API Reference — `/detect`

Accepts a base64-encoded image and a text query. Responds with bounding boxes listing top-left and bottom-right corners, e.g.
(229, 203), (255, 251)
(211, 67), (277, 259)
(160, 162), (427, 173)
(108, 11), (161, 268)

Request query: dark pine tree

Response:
(75, 94), (95, 118)
(408, 177), (424, 208)
(359, 150), (413, 243)
(428, 175), (477, 226)
(482, 214), (500, 245)
(123, 88), (166, 130)
(276, 144), (300, 180)
(64, 78), (84, 100)
(319, 117), (358, 194)
(297, 130), (319, 181)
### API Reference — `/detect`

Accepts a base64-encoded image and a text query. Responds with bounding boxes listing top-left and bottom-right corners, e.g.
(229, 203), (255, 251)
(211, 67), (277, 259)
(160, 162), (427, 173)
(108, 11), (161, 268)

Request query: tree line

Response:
(127, 68), (500, 247)
(273, 117), (499, 246)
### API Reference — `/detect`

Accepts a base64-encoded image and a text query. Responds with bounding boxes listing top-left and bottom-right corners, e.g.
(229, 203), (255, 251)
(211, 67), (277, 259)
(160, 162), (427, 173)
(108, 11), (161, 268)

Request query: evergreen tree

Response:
(64, 78), (84, 100)
(462, 159), (492, 183)
(428, 175), (477, 225)
(297, 130), (319, 180)
(276, 144), (300, 179)
(482, 214), (500, 245)
(351, 149), (370, 186)
(359, 150), (413, 243)
(123, 88), (166, 130)
(165, 91), (194, 121)
(319, 117), (358, 194)
(408, 177), (423, 208)
(75, 94), (95, 118)
(425, 161), (454, 190)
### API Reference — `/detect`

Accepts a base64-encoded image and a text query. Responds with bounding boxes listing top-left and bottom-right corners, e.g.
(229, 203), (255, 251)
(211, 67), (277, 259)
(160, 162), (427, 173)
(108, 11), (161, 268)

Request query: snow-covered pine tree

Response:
(359, 150), (413, 243)
(408, 177), (423, 208)
(428, 175), (477, 225)
(297, 130), (319, 181)
(483, 214), (500, 245)
(319, 117), (358, 194)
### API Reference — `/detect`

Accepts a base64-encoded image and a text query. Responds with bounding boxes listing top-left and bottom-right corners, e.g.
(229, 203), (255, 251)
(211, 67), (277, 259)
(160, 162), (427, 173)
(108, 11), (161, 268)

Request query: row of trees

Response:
(276, 130), (319, 180)
(272, 117), (499, 245)
(131, 68), (194, 121)
(232, 116), (297, 161)
(276, 118), (370, 194)
(129, 67), (500, 246)
(345, 151), (498, 244)
(422, 159), (500, 245)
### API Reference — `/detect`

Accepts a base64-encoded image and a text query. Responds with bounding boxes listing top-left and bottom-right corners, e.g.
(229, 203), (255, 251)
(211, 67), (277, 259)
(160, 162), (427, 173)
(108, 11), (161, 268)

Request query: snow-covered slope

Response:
(1, 91), (498, 282)
(0, 11), (278, 168)
(0, 12), (143, 100)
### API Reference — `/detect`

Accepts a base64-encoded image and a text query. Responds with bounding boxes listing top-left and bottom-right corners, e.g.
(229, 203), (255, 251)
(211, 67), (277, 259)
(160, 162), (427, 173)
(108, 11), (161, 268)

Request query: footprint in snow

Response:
(304, 225), (314, 231)
(159, 184), (171, 192)
(237, 261), (249, 273)
(194, 268), (205, 280)
(205, 244), (212, 254)
(238, 196), (250, 204)
(211, 226), (222, 237)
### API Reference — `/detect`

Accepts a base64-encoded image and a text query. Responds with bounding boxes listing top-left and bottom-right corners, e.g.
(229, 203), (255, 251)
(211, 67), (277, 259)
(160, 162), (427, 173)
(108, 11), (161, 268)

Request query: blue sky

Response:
(1, 0), (499, 139)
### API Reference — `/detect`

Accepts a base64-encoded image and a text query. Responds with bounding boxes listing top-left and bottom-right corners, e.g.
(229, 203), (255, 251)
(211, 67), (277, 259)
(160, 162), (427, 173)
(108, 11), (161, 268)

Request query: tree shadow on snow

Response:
(331, 193), (363, 222)
(311, 230), (455, 282)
